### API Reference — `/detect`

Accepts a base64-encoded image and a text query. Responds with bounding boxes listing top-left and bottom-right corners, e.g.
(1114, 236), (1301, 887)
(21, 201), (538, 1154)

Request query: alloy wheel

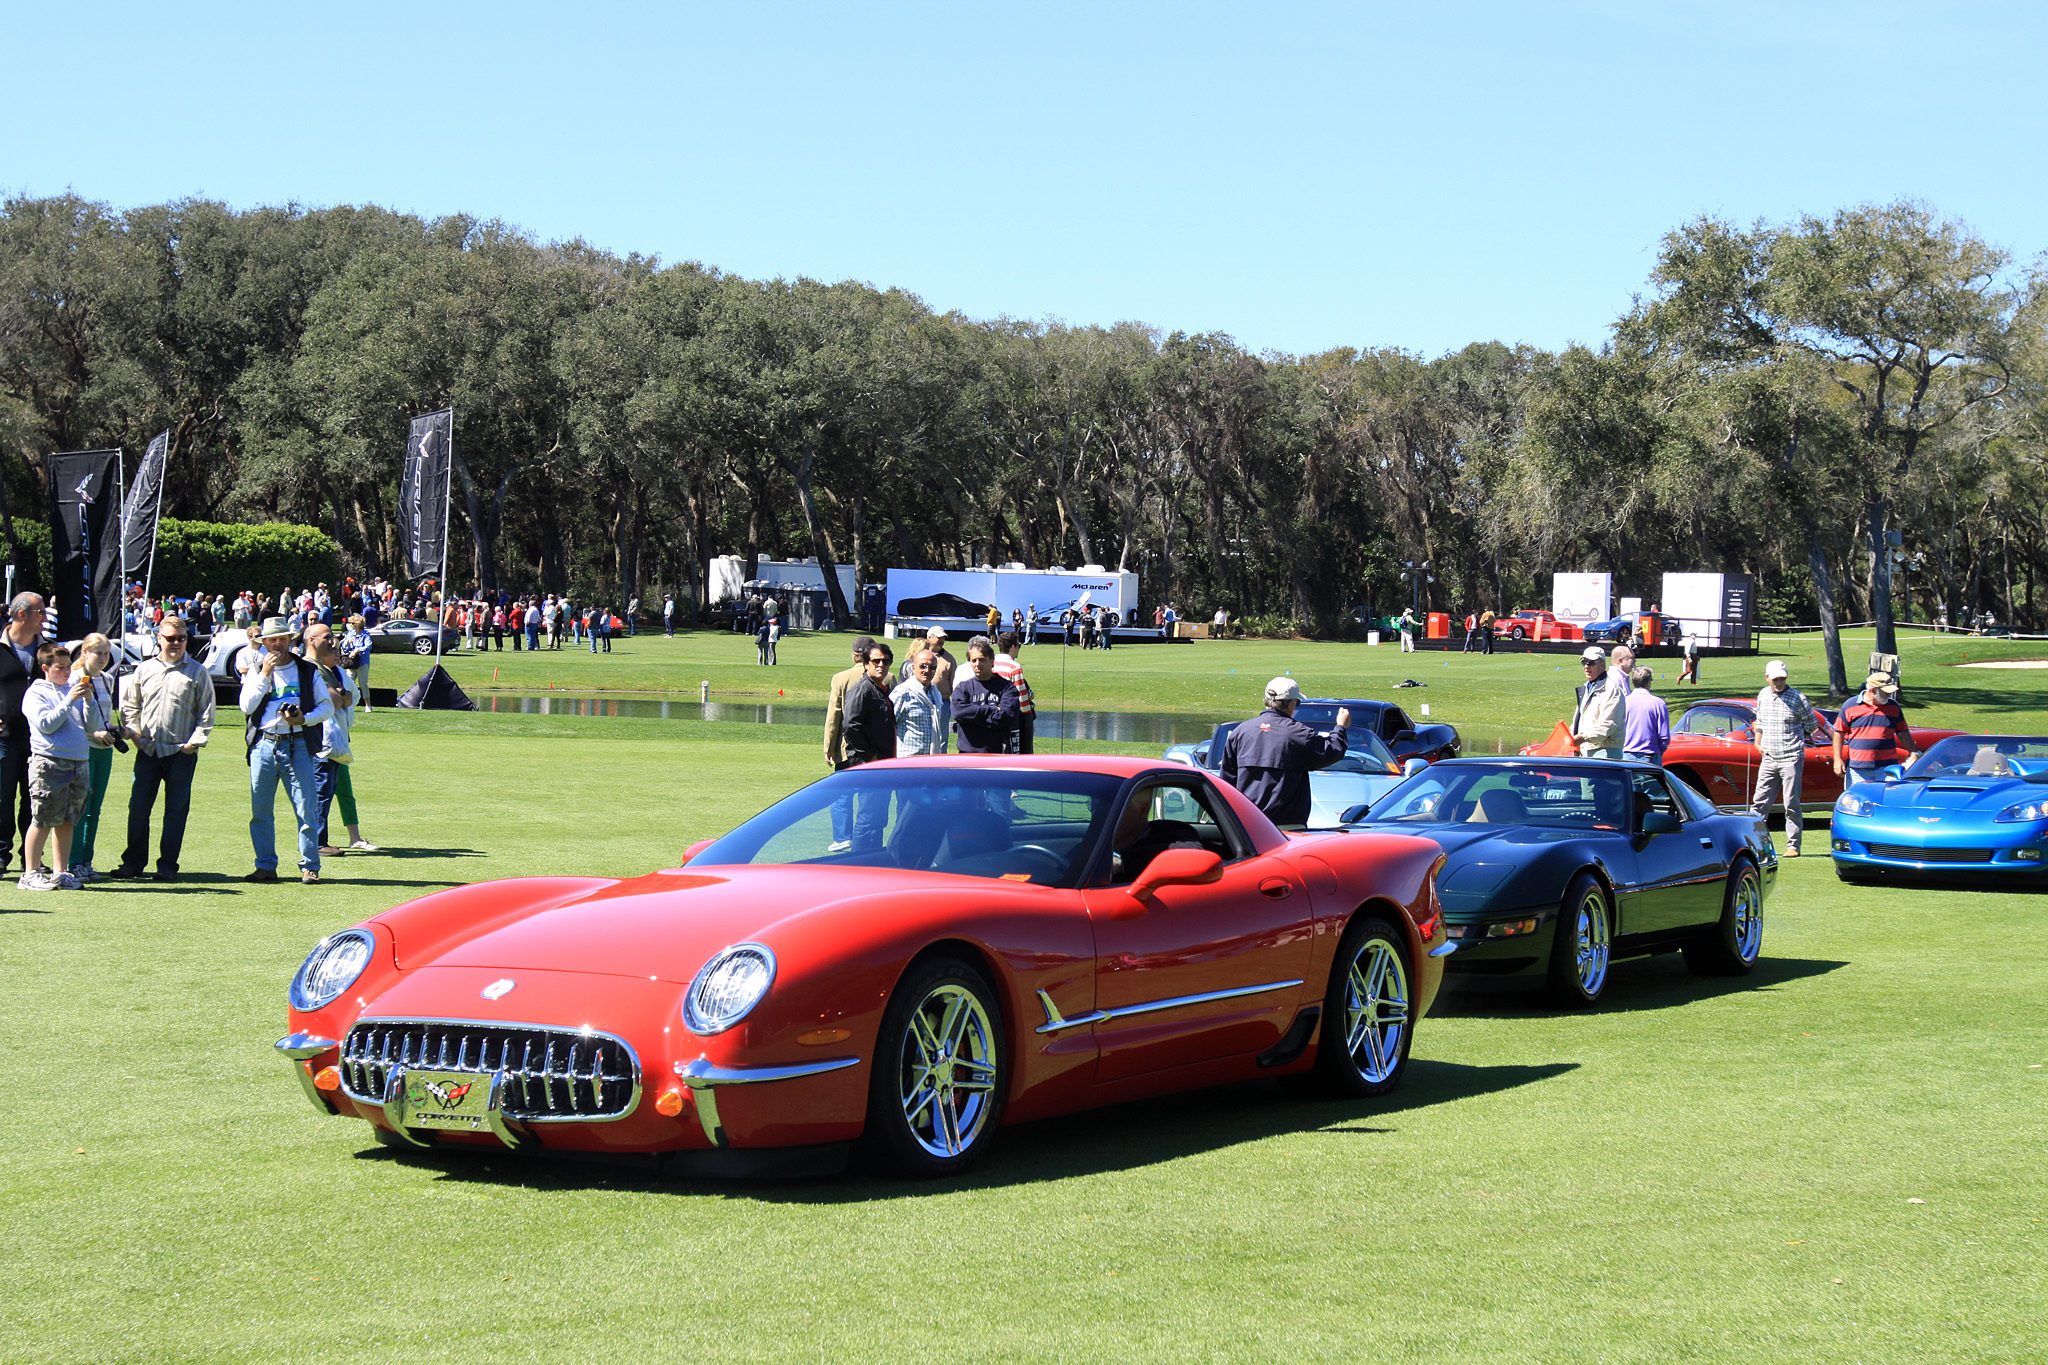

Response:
(1573, 888), (1611, 996)
(896, 983), (999, 1158)
(1341, 937), (1410, 1085)
(1731, 866), (1763, 964)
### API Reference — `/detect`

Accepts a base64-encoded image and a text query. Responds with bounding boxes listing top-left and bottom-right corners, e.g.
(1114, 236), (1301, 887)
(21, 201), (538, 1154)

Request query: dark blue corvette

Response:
(1831, 734), (2048, 881)
(1341, 758), (1776, 1005)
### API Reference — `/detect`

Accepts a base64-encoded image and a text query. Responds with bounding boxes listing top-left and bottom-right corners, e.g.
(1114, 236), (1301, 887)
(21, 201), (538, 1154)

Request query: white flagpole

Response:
(115, 447), (127, 645)
(433, 409), (453, 676)
(143, 432), (168, 602)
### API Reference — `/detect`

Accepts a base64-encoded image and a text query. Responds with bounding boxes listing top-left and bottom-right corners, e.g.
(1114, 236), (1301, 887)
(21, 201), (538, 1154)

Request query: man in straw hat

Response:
(1220, 677), (1350, 827)
(1831, 670), (1917, 785)
(1751, 659), (1820, 856)
(238, 616), (333, 883)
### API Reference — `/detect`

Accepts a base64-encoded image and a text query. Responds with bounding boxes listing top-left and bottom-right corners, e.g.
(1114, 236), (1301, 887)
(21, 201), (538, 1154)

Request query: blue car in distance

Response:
(1830, 734), (2048, 881)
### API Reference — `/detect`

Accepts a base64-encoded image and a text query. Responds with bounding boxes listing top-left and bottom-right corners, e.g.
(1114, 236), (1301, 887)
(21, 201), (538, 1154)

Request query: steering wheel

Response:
(1006, 845), (1067, 878)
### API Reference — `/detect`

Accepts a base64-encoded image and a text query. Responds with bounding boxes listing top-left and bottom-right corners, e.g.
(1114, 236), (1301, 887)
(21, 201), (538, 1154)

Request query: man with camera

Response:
(238, 616), (333, 884)
(109, 615), (215, 881)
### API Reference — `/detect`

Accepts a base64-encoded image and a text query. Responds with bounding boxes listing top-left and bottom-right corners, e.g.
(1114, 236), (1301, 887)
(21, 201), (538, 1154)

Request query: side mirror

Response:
(1402, 758), (1429, 778)
(1393, 729), (1419, 742)
(1128, 848), (1224, 902)
(1338, 803), (1371, 824)
(681, 837), (716, 862)
(1640, 812), (1682, 835)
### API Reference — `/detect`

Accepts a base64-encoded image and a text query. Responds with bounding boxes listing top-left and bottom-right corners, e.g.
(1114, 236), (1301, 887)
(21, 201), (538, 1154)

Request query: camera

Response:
(106, 722), (130, 755)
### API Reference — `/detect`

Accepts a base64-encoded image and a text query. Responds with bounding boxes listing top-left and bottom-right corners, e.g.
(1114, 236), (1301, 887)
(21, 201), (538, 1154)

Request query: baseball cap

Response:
(1580, 646), (1606, 662)
(1264, 676), (1303, 704)
(1764, 659), (1789, 679)
(1865, 670), (1897, 694)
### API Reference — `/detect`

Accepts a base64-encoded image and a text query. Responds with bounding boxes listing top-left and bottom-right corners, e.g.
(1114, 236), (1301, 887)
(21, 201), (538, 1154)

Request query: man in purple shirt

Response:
(1621, 666), (1671, 764)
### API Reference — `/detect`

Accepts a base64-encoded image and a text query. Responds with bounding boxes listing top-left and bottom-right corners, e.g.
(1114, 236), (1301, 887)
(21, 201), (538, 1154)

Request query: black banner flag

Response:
(398, 410), (453, 582)
(123, 429), (170, 595)
(47, 449), (124, 639)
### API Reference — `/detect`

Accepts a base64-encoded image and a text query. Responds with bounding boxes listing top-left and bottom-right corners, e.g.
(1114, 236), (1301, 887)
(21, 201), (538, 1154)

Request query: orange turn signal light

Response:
(797, 1028), (852, 1047)
(655, 1089), (686, 1116)
(312, 1066), (342, 1091)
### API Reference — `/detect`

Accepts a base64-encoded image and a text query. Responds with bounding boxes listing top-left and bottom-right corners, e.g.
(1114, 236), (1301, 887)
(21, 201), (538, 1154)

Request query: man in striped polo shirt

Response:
(1831, 671), (1916, 783)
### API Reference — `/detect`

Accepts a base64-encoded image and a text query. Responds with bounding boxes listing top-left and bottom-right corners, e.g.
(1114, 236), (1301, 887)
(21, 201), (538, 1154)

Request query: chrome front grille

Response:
(340, 1019), (639, 1121)
(1867, 844), (1993, 864)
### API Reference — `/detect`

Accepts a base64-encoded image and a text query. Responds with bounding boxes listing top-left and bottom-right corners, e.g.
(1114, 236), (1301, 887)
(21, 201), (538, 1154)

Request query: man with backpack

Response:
(238, 617), (334, 884)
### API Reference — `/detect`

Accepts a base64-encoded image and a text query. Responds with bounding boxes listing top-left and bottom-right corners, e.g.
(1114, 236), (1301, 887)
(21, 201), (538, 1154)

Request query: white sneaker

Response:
(68, 863), (99, 883)
(348, 839), (380, 852)
(826, 839), (853, 854)
(54, 872), (81, 890)
(17, 869), (54, 891)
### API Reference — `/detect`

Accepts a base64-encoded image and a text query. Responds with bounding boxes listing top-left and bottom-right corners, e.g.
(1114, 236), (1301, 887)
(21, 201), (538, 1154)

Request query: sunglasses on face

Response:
(866, 656), (889, 666)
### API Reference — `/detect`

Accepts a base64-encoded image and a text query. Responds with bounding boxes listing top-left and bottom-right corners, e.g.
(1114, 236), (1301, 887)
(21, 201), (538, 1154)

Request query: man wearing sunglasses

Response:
(107, 616), (216, 881)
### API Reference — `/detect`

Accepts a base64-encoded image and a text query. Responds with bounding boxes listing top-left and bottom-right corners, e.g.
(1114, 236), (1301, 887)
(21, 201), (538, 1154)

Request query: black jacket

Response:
(842, 674), (896, 765)
(951, 673), (1020, 754)
(0, 634), (38, 744)
(1220, 707), (1348, 826)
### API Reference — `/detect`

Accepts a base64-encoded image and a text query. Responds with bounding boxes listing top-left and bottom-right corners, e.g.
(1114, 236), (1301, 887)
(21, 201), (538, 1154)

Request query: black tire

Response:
(1510, 626), (1526, 640)
(1685, 857), (1764, 976)
(1544, 872), (1613, 1007)
(1301, 915), (1414, 1098)
(858, 955), (1007, 1178)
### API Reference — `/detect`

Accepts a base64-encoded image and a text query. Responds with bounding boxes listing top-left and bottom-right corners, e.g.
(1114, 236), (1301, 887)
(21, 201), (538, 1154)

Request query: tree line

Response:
(2, 192), (2040, 693)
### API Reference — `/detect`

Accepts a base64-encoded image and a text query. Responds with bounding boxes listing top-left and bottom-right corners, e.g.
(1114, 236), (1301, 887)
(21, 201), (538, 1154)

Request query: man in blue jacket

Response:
(951, 636), (1021, 754)
(1220, 677), (1350, 827)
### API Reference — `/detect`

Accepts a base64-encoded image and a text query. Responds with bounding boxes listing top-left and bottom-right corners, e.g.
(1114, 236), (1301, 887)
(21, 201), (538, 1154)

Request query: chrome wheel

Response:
(1571, 887), (1611, 996)
(1730, 866), (1763, 965)
(896, 983), (999, 1159)
(1341, 937), (1410, 1085)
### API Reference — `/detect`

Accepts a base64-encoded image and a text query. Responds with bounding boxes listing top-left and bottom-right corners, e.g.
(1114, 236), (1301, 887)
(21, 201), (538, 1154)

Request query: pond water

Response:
(470, 692), (1547, 751)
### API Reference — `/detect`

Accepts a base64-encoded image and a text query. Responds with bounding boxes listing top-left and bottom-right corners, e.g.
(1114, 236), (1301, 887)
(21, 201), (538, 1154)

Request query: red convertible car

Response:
(1523, 697), (1964, 811)
(1494, 610), (1584, 642)
(277, 756), (1452, 1177)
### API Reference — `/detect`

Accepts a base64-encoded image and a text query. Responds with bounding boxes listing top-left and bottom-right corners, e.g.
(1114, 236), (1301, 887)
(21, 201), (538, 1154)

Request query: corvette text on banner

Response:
(397, 409), (453, 582)
(122, 429), (170, 596)
(47, 448), (125, 638)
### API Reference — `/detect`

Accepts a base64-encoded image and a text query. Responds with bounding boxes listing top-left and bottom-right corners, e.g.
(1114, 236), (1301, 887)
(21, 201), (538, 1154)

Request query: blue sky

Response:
(5, 1), (2041, 357)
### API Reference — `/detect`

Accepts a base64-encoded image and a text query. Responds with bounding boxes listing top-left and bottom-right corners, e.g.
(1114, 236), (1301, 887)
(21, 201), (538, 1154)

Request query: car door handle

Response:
(1699, 838), (1714, 848)
(1259, 878), (1293, 900)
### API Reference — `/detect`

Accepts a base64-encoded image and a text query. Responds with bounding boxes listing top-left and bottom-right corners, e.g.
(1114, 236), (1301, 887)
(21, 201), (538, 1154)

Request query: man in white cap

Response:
(1220, 679), (1350, 827)
(1570, 646), (1627, 759)
(1752, 659), (1819, 855)
(238, 615), (334, 883)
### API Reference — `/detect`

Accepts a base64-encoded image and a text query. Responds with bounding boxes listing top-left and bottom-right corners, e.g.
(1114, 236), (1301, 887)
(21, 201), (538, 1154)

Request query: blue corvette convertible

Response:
(1830, 734), (2048, 881)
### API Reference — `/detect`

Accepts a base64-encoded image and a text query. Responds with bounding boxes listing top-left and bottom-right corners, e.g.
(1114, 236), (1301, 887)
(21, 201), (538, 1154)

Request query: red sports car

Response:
(277, 756), (1452, 1177)
(1522, 697), (1963, 812)
(1494, 610), (1583, 642)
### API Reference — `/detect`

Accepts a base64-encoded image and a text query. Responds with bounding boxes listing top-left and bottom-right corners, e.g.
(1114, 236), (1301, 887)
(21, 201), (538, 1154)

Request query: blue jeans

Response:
(1622, 750), (1659, 764)
(589, 629), (599, 653)
(249, 734), (321, 872)
(123, 748), (197, 874)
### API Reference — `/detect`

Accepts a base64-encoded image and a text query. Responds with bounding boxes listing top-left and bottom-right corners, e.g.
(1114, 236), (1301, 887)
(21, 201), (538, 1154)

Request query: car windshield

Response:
(1359, 762), (1632, 830)
(1903, 735), (2048, 782)
(684, 766), (1125, 885)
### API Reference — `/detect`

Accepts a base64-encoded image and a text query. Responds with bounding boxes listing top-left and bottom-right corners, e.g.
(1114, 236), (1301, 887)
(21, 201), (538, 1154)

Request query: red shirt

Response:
(1833, 698), (1912, 765)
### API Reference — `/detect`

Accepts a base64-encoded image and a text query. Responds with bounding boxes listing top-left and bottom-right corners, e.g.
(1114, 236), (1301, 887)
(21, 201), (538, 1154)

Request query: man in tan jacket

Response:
(110, 615), (215, 881)
(821, 636), (877, 770)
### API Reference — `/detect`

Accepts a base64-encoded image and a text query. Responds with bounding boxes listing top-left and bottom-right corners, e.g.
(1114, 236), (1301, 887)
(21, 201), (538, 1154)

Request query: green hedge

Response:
(4, 517), (340, 601)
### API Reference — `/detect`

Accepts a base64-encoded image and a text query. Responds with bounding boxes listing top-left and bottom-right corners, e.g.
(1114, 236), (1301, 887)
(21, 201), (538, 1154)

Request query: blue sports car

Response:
(1830, 734), (2048, 881)
(1341, 758), (1776, 1006)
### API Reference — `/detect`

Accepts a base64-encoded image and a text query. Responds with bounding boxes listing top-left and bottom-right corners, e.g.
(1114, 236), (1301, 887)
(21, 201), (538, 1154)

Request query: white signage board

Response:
(1662, 572), (1725, 648)
(886, 567), (1137, 623)
(1551, 572), (1612, 625)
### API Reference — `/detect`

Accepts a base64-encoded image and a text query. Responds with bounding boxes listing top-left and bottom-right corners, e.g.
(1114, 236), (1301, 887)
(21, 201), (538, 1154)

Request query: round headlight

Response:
(1836, 792), (1875, 817)
(290, 930), (375, 1010)
(683, 944), (776, 1035)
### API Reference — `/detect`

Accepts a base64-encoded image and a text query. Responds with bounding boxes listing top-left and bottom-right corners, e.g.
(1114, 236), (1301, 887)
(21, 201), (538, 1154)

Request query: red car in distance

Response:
(1525, 697), (1964, 812)
(1494, 610), (1584, 642)
(278, 756), (1452, 1177)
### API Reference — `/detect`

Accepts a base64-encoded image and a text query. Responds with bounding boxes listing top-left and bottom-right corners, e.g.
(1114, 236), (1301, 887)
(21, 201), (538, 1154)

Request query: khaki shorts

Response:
(29, 756), (91, 828)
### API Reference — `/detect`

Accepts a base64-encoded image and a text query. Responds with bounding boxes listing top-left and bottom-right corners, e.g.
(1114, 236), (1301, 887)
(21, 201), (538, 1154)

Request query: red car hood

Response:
(376, 865), (1009, 984)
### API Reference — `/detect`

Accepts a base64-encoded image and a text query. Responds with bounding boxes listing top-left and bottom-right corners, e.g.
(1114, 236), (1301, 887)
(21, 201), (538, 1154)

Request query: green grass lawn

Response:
(3, 640), (2046, 1363)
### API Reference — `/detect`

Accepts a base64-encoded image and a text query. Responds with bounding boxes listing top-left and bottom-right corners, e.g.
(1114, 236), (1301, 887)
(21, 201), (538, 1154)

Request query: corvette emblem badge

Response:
(1918, 817), (1940, 824)
(481, 978), (516, 1000)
